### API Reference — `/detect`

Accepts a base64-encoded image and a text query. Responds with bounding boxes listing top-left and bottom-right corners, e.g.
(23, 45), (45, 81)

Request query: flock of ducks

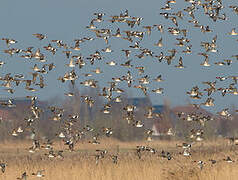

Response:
(0, 0), (238, 178)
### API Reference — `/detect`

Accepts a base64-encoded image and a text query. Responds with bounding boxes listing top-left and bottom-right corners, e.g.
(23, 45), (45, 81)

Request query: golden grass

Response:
(1, 139), (238, 180)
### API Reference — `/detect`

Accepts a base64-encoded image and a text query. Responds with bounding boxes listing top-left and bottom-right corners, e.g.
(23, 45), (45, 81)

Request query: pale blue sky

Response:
(0, 0), (237, 112)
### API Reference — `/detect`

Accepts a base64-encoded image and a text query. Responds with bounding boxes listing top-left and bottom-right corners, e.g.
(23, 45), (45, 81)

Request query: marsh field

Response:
(1, 0), (238, 179)
(1, 139), (238, 180)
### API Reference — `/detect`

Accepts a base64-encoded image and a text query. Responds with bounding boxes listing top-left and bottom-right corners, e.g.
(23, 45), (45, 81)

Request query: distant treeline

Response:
(1, 86), (238, 141)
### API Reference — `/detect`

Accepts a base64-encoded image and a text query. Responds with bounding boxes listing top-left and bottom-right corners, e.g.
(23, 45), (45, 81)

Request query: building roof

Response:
(152, 105), (164, 113)
(171, 105), (213, 116)
(127, 97), (151, 106)
(0, 97), (47, 108)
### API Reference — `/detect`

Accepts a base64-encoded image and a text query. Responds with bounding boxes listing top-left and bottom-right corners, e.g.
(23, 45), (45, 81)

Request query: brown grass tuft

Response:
(1, 139), (238, 180)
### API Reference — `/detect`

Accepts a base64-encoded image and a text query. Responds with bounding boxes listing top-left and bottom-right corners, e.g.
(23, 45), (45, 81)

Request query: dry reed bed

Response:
(0, 139), (238, 180)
